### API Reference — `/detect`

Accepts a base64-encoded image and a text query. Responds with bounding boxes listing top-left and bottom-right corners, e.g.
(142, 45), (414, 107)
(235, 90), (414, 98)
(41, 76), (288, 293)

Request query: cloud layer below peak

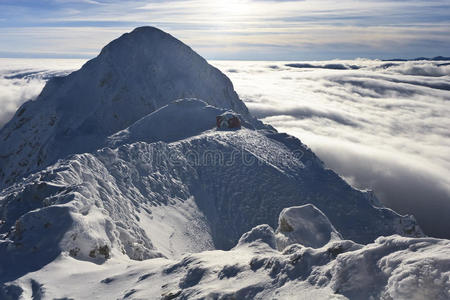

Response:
(214, 59), (450, 239)
(0, 57), (449, 239)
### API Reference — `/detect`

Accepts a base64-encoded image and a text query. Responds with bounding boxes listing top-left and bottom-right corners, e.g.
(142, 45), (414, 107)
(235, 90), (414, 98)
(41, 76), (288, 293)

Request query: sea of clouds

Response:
(0, 58), (449, 239)
(0, 59), (85, 127)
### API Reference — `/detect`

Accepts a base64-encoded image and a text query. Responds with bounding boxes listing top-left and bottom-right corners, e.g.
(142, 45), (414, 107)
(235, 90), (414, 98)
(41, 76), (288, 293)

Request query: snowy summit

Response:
(0, 27), (448, 300)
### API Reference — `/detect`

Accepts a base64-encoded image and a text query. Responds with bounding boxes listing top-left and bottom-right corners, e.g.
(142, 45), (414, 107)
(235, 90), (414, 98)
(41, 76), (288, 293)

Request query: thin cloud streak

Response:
(0, 0), (449, 59)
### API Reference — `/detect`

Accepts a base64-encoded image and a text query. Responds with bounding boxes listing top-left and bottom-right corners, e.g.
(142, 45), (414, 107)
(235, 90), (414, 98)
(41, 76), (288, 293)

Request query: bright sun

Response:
(213, 0), (252, 19)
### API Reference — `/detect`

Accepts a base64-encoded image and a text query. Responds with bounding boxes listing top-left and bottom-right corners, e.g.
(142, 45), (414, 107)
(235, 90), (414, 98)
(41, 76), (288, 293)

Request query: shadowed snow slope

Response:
(1, 217), (448, 299)
(0, 100), (423, 282)
(0, 26), (251, 188)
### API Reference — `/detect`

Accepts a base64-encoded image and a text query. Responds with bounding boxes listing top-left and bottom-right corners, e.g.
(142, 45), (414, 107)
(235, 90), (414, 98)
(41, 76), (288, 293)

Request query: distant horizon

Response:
(0, 54), (448, 62)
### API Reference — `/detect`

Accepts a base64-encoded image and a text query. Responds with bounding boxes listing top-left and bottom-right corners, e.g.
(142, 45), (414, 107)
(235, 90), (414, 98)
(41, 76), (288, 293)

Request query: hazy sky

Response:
(1, 0), (449, 60)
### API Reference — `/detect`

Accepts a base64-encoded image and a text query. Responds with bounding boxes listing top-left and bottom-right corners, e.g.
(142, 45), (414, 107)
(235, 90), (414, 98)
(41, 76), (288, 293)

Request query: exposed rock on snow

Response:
(275, 204), (342, 249)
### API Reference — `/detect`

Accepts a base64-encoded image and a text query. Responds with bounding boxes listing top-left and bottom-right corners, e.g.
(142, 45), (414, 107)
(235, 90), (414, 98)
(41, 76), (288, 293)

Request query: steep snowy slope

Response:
(0, 26), (252, 188)
(0, 99), (422, 284)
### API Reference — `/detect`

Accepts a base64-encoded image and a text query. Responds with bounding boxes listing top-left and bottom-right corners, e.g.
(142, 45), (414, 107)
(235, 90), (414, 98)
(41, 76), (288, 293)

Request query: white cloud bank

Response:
(0, 58), (85, 126)
(0, 58), (449, 239)
(213, 59), (450, 239)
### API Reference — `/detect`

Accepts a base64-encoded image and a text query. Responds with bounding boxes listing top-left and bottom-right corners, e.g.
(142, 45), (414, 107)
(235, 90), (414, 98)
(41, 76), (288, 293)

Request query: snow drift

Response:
(1, 207), (448, 299)
(275, 204), (342, 249)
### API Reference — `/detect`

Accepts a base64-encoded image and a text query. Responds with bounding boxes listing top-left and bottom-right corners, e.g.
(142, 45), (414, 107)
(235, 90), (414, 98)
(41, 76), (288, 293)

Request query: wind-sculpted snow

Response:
(0, 106), (423, 283)
(1, 210), (447, 299)
(0, 27), (251, 189)
(275, 204), (342, 249)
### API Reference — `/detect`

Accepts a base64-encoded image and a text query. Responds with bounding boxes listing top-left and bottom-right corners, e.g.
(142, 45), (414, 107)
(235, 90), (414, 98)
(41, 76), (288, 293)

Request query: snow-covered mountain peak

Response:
(0, 27), (250, 188)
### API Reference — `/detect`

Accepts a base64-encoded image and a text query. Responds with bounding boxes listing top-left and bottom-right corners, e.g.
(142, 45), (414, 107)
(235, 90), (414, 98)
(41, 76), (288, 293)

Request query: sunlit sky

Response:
(1, 0), (449, 60)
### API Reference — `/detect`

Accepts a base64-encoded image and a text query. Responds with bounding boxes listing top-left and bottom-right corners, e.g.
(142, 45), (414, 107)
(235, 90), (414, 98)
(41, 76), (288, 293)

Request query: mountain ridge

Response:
(0, 98), (423, 282)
